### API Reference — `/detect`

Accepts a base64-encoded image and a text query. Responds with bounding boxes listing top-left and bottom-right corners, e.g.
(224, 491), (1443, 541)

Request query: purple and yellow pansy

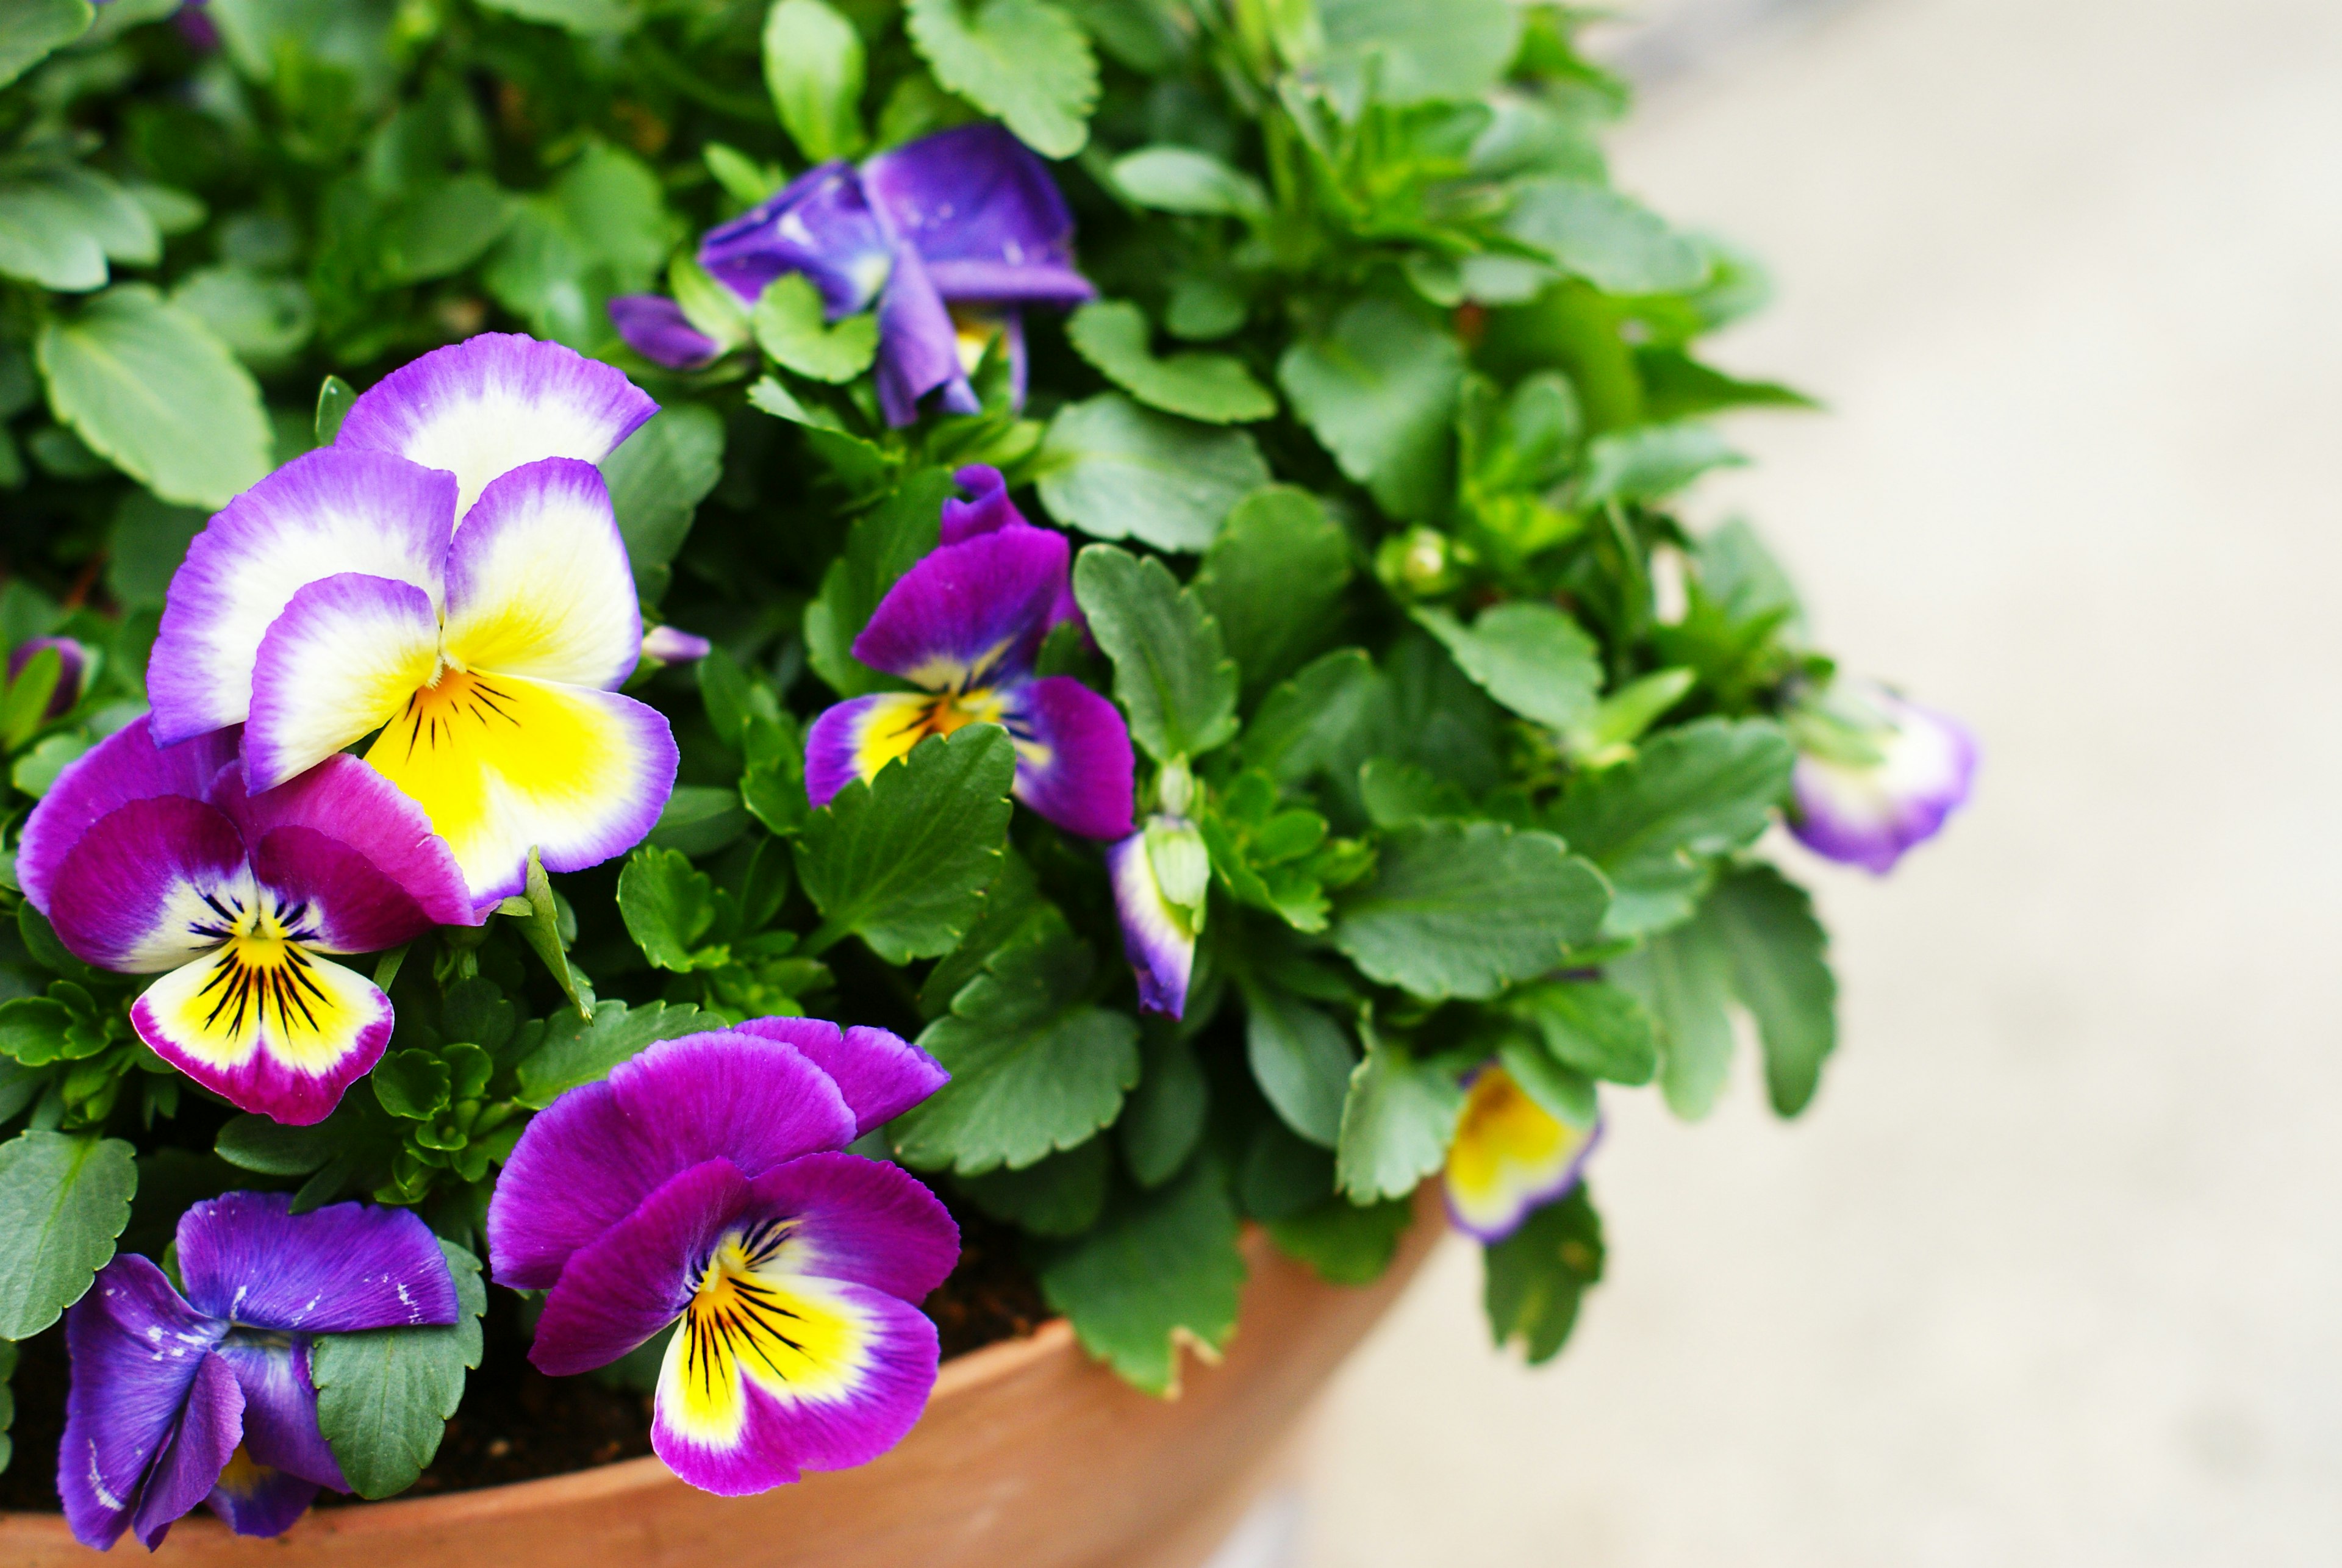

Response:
(487, 1019), (956, 1495)
(1443, 1064), (1602, 1242)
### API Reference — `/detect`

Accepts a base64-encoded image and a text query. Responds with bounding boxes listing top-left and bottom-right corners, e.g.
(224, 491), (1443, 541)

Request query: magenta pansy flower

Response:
(1788, 684), (1978, 875)
(803, 499), (1133, 841)
(9, 635), (88, 719)
(486, 1018), (958, 1495)
(146, 334), (679, 906)
(60, 1192), (457, 1550)
(1442, 1065), (1602, 1242)
(19, 718), (474, 1123)
(614, 124), (1094, 424)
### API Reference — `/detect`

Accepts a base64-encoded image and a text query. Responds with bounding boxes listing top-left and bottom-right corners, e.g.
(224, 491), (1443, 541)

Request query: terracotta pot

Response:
(1, 1190), (1444, 1567)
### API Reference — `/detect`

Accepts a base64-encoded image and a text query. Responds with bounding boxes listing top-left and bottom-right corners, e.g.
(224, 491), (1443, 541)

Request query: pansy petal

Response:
(851, 525), (1069, 689)
(18, 717), (240, 918)
(805, 692), (942, 808)
(610, 295), (725, 371)
(441, 457), (641, 691)
(206, 1449), (321, 1539)
(998, 675), (1136, 840)
(699, 163), (893, 315)
(47, 796), (249, 973)
(177, 1190), (457, 1333)
(60, 1255), (226, 1552)
(872, 246), (976, 428)
(937, 464), (1025, 543)
(531, 1157), (745, 1377)
(148, 448), (454, 744)
(488, 1031), (856, 1291)
(742, 1152), (959, 1302)
(1108, 832), (1194, 1018)
(363, 671), (678, 905)
(132, 947), (395, 1126)
(243, 573), (442, 792)
(211, 1341), (344, 1490)
(335, 333), (658, 521)
(131, 1350), (244, 1550)
(733, 1018), (949, 1137)
(1442, 1067), (1601, 1242)
(215, 756), (479, 938)
(863, 124), (1092, 305)
(1790, 695), (1979, 875)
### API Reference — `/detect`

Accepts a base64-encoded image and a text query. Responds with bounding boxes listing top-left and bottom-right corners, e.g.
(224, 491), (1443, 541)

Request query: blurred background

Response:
(1290, 0), (2342, 1560)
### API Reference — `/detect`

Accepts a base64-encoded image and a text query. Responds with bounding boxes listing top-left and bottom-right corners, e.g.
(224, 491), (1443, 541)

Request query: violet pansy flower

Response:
(146, 333), (680, 906)
(20, 718), (474, 1123)
(8, 634), (88, 720)
(616, 124), (1094, 425)
(487, 1019), (958, 1495)
(60, 1192), (458, 1550)
(803, 508), (1134, 841)
(1788, 683), (1978, 875)
(1443, 1064), (1602, 1242)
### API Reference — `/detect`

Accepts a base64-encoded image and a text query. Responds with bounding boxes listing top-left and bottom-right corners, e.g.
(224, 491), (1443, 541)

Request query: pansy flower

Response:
(146, 334), (679, 906)
(1788, 682), (1978, 875)
(615, 124), (1094, 425)
(9, 634), (88, 719)
(803, 510), (1133, 842)
(60, 1192), (458, 1550)
(19, 718), (474, 1123)
(1443, 1064), (1602, 1242)
(488, 1018), (956, 1495)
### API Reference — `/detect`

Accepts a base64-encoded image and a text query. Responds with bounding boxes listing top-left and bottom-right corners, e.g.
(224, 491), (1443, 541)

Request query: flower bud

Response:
(1788, 682), (1977, 875)
(640, 625), (712, 667)
(8, 636), (87, 720)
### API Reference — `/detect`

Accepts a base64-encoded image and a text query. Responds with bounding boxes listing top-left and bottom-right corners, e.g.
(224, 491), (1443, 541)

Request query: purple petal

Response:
(1108, 832), (1194, 1017)
(529, 1157), (744, 1376)
(740, 1151), (958, 1301)
(642, 625), (714, 665)
(940, 466), (1081, 631)
(610, 295), (725, 371)
(131, 1350), (245, 1550)
(215, 755), (479, 938)
(803, 692), (932, 810)
(148, 448), (455, 745)
(211, 1340), (345, 1489)
(17, 717), (238, 920)
(206, 1450), (321, 1538)
(335, 333), (658, 522)
(441, 457), (642, 692)
(46, 795), (248, 973)
(1789, 694), (1979, 875)
(699, 163), (893, 315)
(132, 949), (397, 1125)
(487, 1031), (858, 1292)
(872, 245), (975, 428)
(60, 1255), (226, 1552)
(1442, 1071), (1602, 1243)
(177, 1191), (457, 1332)
(862, 124), (1094, 307)
(242, 571), (440, 792)
(850, 525), (1069, 689)
(733, 1017), (950, 1137)
(998, 675), (1136, 840)
(9, 636), (88, 718)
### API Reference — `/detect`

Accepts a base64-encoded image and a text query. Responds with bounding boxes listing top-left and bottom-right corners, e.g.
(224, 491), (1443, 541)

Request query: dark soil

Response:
(0, 1207), (1047, 1512)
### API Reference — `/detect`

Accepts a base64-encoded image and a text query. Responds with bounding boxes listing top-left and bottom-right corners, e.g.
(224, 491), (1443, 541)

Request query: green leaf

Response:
(1496, 1036), (1597, 1128)
(37, 285), (271, 508)
(764, 0), (867, 161)
(1109, 146), (1267, 218)
(0, 163), (157, 292)
(1318, 0), (1520, 107)
(804, 467), (952, 697)
(313, 375), (355, 446)
(471, 0), (636, 34)
(1278, 295), (1462, 521)
(917, 849), (1039, 1015)
(650, 785), (752, 857)
(483, 142), (678, 348)
(1703, 864), (1836, 1116)
(1636, 348), (1819, 422)
(1412, 602), (1601, 734)
(107, 492), (204, 610)
(1503, 179), (1709, 296)
(794, 725), (1015, 964)
(1241, 983), (1354, 1147)
(379, 174), (517, 285)
(1266, 1194), (1414, 1286)
(1547, 717), (1794, 937)
(507, 850), (590, 1017)
(312, 1239), (486, 1498)
(618, 845), (718, 972)
(906, 0), (1098, 159)
(603, 403), (725, 595)
(512, 1000), (709, 1108)
(170, 267), (315, 370)
(1609, 909), (1736, 1119)
(957, 1137), (1108, 1236)
(1335, 1039), (1462, 1202)
(0, 1131), (135, 1339)
(1578, 421), (1743, 506)
(0, 648), (61, 750)
(373, 1050), (452, 1120)
(1483, 1185), (1603, 1364)
(1036, 1160), (1243, 1395)
(1509, 979), (1656, 1085)
(1332, 820), (1608, 1001)
(747, 376), (900, 497)
(216, 1112), (340, 1176)
(1036, 393), (1269, 553)
(1192, 485), (1352, 701)
(753, 273), (880, 383)
(0, 0), (93, 90)
(1065, 301), (1274, 424)
(894, 909), (1141, 1175)
(8, 733), (88, 800)
(1119, 1031), (1206, 1189)
(1070, 545), (1237, 762)
(0, 998), (88, 1066)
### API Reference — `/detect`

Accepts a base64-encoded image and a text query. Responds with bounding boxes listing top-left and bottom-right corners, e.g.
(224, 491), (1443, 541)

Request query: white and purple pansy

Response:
(60, 1192), (459, 1550)
(1788, 682), (1978, 875)
(19, 718), (475, 1124)
(615, 124), (1094, 424)
(803, 504), (1133, 842)
(145, 333), (681, 907)
(1442, 1064), (1602, 1242)
(486, 1019), (956, 1496)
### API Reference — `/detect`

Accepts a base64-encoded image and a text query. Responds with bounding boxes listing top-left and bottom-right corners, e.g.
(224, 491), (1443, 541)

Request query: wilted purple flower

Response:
(9, 635), (87, 720)
(60, 1192), (457, 1549)
(1443, 1065), (1602, 1242)
(615, 125), (1094, 425)
(486, 1020), (956, 1496)
(1788, 685), (1978, 875)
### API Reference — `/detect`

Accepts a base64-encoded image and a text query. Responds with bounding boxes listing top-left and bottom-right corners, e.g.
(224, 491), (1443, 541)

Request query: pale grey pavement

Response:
(1302, 0), (2342, 1561)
